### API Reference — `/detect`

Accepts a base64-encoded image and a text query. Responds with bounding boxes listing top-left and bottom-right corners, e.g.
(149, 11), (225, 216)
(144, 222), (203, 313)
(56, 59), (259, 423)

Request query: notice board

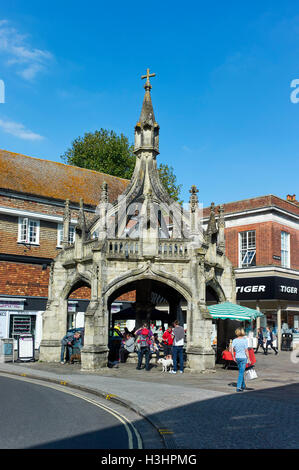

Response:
(17, 335), (35, 361)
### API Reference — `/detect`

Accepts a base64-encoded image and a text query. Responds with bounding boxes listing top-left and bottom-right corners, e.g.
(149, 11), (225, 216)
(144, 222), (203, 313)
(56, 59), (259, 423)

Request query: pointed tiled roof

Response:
(0, 149), (129, 206)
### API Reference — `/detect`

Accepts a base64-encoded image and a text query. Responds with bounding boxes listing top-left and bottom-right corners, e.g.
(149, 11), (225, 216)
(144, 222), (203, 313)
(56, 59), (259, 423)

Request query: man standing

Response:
(60, 331), (74, 364)
(162, 325), (174, 359)
(169, 320), (185, 374)
(135, 322), (153, 371)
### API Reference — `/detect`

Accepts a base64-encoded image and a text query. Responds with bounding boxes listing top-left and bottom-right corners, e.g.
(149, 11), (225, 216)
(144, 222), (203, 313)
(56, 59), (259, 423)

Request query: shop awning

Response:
(207, 302), (264, 321)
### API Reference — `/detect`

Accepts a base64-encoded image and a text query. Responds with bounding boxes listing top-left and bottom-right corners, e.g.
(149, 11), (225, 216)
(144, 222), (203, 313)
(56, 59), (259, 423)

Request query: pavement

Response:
(0, 349), (299, 449)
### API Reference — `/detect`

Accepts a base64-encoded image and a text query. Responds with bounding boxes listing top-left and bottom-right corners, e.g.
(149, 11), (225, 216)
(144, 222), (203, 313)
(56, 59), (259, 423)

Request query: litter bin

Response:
(0, 338), (14, 363)
(281, 333), (293, 351)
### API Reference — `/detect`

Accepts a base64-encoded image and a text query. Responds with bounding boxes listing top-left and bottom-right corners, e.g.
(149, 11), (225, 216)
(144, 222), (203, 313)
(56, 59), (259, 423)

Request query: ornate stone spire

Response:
(206, 202), (218, 241)
(218, 204), (225, 251)
(62, 199), (70, 247)
(134, 68), (159, 154)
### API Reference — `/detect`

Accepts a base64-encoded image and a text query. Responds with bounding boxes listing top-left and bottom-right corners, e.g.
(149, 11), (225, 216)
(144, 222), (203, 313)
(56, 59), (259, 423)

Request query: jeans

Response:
(236, 357), (247, 390)
(137, 347), (150, 370)
(172, 345), (184, 372)
(255, 341), (266, 353)
(119, 348), (129, 363)
(265, 340), (278, 354)
(60, 344), (72, 362)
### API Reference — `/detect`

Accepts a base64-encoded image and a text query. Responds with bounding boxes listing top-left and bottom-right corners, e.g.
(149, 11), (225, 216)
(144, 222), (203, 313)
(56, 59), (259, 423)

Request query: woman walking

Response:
(265, 326), (278, 355)
(255, 327), (266, 354)
(231, 328), (251, 392)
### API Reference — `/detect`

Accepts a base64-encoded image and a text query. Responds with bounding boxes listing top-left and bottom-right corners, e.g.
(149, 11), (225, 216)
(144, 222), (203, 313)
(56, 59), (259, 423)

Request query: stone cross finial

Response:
(189, 185), (199, 213)
(141, 68), (156, 89)
(100, 181), (108, 204)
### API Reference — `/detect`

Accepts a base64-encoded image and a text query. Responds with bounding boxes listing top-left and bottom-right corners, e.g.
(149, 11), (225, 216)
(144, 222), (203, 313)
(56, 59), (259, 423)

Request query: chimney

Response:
(286, 194), (299, 206)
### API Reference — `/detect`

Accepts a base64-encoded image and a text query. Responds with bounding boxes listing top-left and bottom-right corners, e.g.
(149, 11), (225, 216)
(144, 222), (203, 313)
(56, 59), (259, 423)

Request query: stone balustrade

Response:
(158, 239), (189, 258)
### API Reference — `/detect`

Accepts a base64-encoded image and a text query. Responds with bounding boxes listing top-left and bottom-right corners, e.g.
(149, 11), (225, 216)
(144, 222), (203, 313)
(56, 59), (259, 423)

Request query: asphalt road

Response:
(0, 375), (144, 449)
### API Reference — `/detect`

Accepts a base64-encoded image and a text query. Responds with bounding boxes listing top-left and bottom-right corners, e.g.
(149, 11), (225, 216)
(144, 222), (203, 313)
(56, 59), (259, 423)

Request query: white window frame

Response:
(239, 230), (256, 268)
(18, 217), (40, 245)
(281, 231), (290, 268)
(57, 224), (75, 247)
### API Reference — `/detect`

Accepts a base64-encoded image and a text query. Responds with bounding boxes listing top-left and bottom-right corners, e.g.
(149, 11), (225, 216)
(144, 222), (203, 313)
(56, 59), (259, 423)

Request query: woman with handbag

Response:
(231, 328), (251, 392)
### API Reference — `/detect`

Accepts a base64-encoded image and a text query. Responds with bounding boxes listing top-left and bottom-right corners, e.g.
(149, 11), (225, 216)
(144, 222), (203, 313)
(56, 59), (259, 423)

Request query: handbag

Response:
(245, 367), (258, 380)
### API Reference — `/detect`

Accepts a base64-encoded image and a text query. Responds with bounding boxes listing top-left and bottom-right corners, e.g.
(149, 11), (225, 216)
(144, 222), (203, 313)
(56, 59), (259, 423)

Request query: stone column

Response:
(186, 255), (215, 372)
(277, 304), (282, 351)
(39, 261), (69, 362)
(81, 259), (109, 371)
(135, 280), (152, 328)
(256, 303), (261, 331)
(81, 299), (109, 370)
(39, 297), (68, 362)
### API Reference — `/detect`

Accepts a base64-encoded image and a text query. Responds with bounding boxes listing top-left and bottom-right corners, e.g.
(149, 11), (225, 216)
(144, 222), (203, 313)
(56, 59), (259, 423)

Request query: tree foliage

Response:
(61, 129), (135, 180)
(61, 128), (182, 201)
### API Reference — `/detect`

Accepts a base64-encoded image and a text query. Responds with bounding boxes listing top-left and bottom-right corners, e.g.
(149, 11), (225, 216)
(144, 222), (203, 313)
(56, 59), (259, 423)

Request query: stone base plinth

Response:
(186, 346), (215, 373)
(81, 345), (109, 371)
(39, 340), (61, 363)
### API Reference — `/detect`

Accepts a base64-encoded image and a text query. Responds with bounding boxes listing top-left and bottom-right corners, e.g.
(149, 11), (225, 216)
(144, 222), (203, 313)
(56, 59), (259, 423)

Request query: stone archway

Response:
(107, 277), (188, 328)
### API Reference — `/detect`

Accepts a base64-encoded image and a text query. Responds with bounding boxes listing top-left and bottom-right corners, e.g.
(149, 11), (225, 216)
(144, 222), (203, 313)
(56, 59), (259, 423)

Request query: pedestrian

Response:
(162, 325), (174, 359)
(60, 331), (74, 364)
(119, 333), (135, 363)
(135, 322), (153, 371)
(255, 327), (266, 354)
(150, 333), (162, 360)
(265, 326), (278, 355)
(169, 320), (185, 374)
(231, 328), (251, 392)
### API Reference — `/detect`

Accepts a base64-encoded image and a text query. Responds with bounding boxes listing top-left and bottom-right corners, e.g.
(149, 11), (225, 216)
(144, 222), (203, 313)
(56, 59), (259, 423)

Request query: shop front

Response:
(235, 274), (299, 349)
(0, 297), (45, 350)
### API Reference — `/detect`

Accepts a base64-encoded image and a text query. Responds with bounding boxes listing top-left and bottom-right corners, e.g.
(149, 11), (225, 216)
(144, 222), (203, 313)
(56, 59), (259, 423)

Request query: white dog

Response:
(158, 357), (173, 372)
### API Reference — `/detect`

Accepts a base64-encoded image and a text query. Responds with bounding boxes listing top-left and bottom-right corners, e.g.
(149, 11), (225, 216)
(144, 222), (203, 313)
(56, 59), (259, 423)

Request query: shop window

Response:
(9, 314), (36, 340)
(18, 217), (40, 245)
(239, 230), (256, 268)
(281, 231), (290, 268)
(57, 224), (75, 247)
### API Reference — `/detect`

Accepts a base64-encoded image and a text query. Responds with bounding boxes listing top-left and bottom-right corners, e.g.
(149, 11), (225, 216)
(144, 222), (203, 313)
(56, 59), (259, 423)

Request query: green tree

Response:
(61, 129), (135, 180)
(61, 128), (182, 202)
(158, 163), (182, 203)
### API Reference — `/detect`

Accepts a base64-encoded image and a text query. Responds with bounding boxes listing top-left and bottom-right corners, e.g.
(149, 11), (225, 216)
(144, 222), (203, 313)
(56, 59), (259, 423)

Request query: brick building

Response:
(0, 149), (130, 348)
(203, 194), (299, 349)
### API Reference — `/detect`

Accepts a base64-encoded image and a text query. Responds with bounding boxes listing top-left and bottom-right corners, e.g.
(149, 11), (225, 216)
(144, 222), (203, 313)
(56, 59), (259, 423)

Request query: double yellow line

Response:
(0, 372), (142, 449)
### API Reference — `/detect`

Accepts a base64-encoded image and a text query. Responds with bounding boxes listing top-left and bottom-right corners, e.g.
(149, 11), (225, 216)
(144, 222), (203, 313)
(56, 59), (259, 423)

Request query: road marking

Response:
(158, 429), (174, 434)
(0, 372), (143, 449)
(106, 393), (117, 400)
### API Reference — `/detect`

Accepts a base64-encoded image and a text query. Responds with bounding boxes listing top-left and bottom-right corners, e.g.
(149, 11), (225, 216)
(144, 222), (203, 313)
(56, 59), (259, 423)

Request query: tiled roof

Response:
(0, 149), (129, 206)
(203, 195), (299, 218)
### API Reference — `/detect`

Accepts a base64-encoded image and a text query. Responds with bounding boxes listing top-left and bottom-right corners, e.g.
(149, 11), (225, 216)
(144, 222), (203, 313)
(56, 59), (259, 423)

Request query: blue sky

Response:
(0, 0), (299, 206)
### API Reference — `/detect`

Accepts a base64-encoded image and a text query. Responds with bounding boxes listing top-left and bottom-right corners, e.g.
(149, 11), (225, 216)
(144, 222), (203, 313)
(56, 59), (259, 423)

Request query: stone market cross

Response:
(39, 70), (236, 372)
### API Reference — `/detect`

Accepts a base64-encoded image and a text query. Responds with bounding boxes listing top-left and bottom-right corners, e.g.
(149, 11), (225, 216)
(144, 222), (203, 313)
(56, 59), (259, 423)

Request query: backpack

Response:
(138, 328), (150, 348)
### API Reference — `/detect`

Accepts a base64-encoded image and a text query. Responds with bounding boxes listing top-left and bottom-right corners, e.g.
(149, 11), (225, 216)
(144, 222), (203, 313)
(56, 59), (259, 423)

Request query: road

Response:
(0, 374), (160, 449)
